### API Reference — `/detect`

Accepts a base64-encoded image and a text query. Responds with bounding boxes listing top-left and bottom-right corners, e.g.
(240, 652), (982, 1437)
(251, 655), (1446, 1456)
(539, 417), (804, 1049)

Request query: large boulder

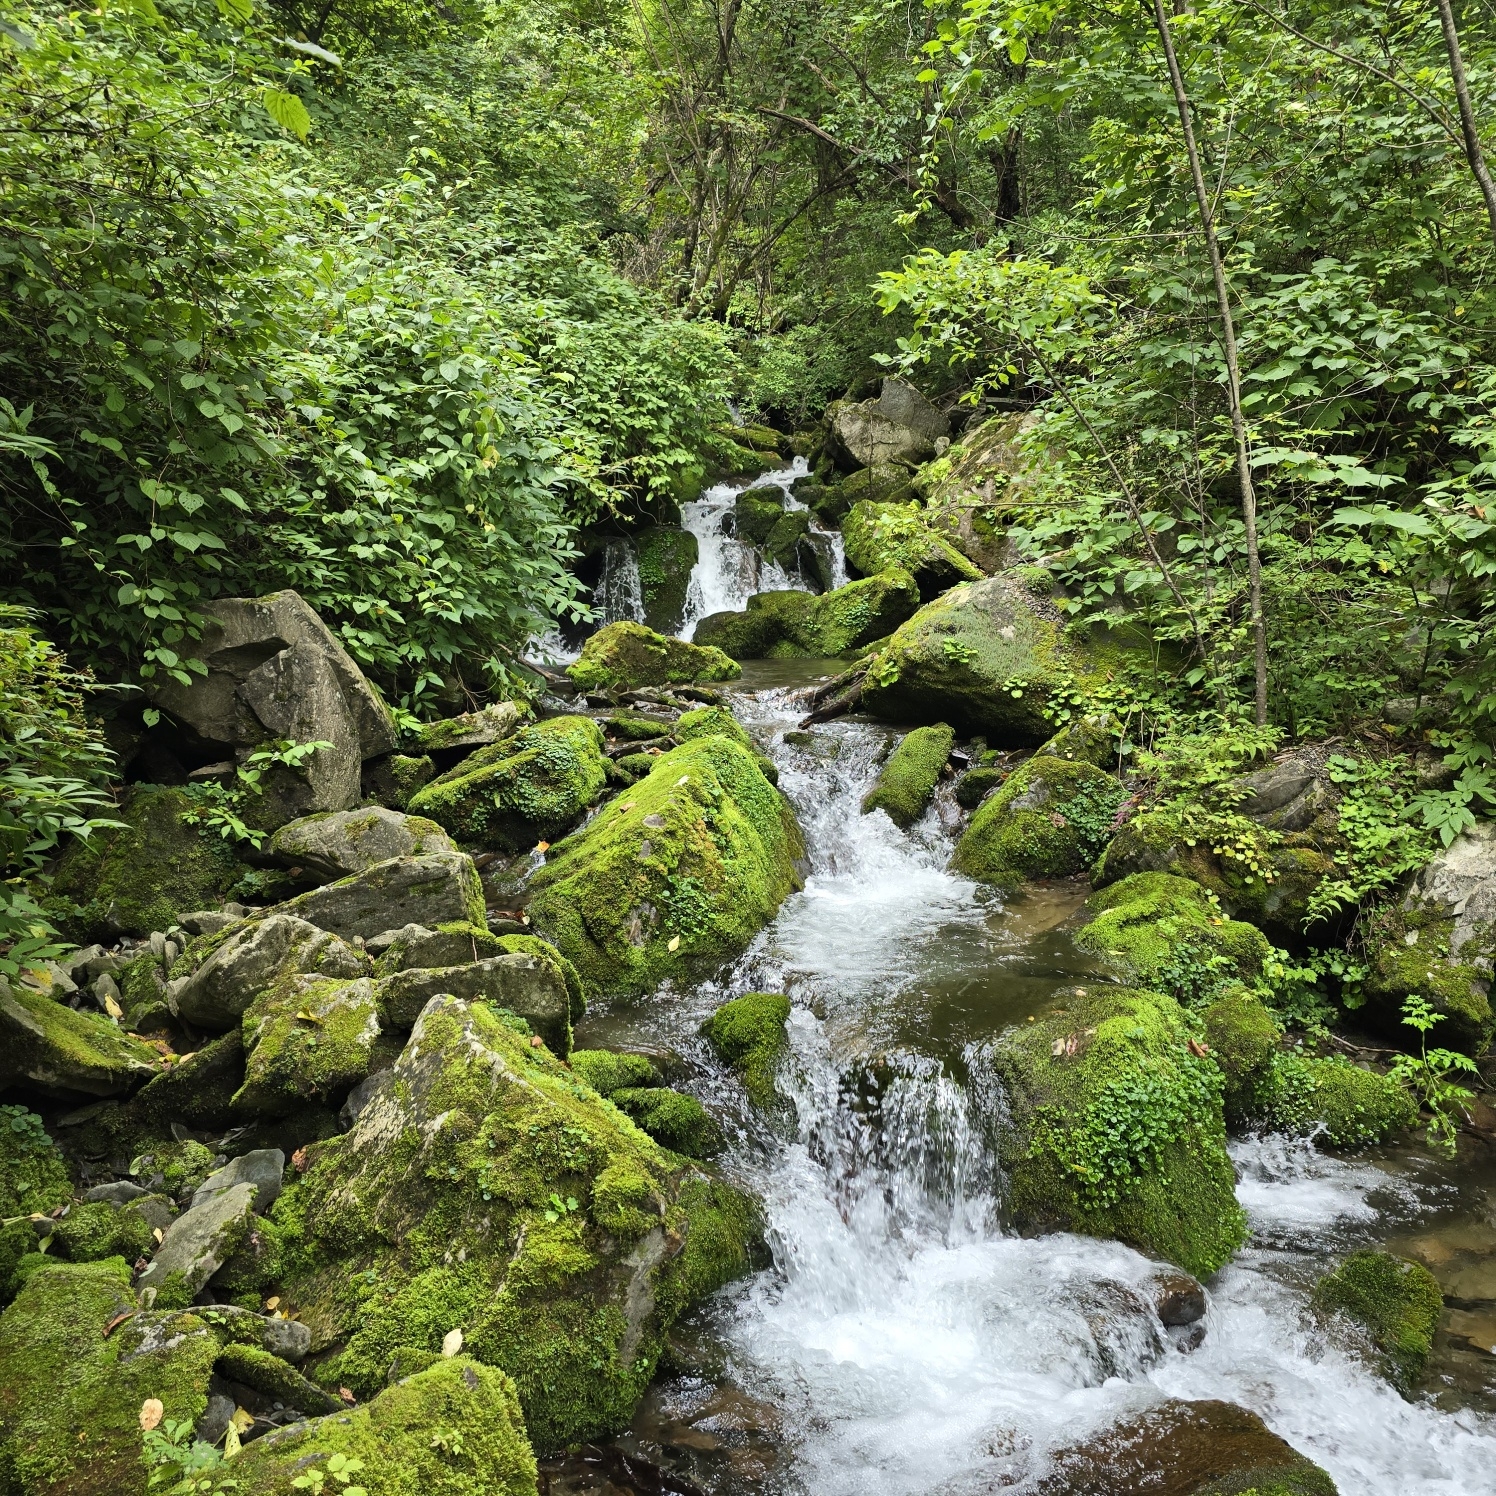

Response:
(0, 978), (161, 1097)
(167, 913), (370, 1030)
(1357, 822), (1496, 1052)
(411, 699), (528, 755)
(148, 590), (398, 825)
(985, 985), (1246, 1280)
(270, 996), (759, 1451)
(809, 462), (916, 526)
(228, 1356), (538, 1496)
(375, 952), (574, 1055)
(526, 733), (804, 997)
(566, 622), (740, 691)
(0, 1260), (222, 1496)
(952, 755), (1125, 889)
(860, 574), (1093, 742)
(636, 527), (699, 634)
(136, 1179), (260, 1302)
(842, 500), (982, 598)
(694, 570), (920, 660)
(826, 378), (950, 471)
(267, 808), (457, 880)
(50, 784), (241, 938)
(406, 717), (609, 852)
(862, 723), (953, 829)
(273, 851), (487, 942)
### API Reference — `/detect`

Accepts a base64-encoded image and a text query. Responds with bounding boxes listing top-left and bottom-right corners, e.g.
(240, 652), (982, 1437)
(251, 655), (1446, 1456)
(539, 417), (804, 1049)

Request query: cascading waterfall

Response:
(582, 678), (1496, 1496)
(595, 537), (646, 624)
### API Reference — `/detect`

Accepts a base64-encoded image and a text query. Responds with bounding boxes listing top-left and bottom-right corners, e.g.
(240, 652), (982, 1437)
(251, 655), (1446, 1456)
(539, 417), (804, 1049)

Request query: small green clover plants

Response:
(1390, 995), (1480, 1154)
(544, 1191), (580, 1223)
(293, 1453), (367, 1496)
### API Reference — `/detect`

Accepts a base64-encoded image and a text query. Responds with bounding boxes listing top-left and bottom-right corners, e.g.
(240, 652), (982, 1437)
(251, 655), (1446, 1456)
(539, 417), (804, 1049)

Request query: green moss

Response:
(53, 1201), (153, 1264)
(491, 934), (587, 1022)
(608, 1088), (723, 1158)
(1247, 1052), (1417, 1149)
(1313, 1249), (1442, 1393)
(1360, 904), (1494, 1054)
(952, 755), (1125, 890)
(672, 705), (751, 750)
(228, 1356), (538, 1496)
(842, 500), (982, 593)
(0, 1259), (220, 1496)
(701, 992), (790, 1113)
(1, 982), (162, 1096)
(569, 1049), (660, 1096)
(0, 1221), (38, 1304)
(954, 765), (1005, 809)
(364, 753), (437, 810)
(269, 997), (757, 1452)
(604, 712), (674, 742)
(566, 622), (740, 690)
(526, 734), (804, 998)
(694, 573), (920, 661)
(1075, 873), (1272, 1006)
(1037, 712), (1119, 768)
(862, 723), (953, 829)
(614, 752), (658, 781)
(130, 1138), (217, 1198)
(237, 974), (381, 1115)
(990, 985), (1246, 1279)
(0, 1106), (72, 1217)
(734, 487), (784, 545)
(215, 1341), (341, 1414)
(51, 784), (240, 939)
(407, 716), (609, 853)
(1202, 988), (1280, 1120)
(693, 603), (790, 660)
(763, 509), (811, 571)
(635, 527), (700, 634)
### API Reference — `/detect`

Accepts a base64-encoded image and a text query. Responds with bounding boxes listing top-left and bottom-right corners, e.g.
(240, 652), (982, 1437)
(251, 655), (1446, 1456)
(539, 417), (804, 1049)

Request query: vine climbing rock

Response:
(268, 995), (760, 1452)
(566, 621), (740, 690)
(858, 574), (1102, 742)
(825, 377), (950, 471)
(951, 755), (1124, 889)
(146, 590), (399, 829)
(525, 732), (804, 997)
(987, 985), (1246, 1281)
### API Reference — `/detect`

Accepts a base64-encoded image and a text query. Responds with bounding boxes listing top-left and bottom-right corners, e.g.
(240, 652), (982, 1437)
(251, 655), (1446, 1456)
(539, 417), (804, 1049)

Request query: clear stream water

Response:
(546, 471), (1496, 1493)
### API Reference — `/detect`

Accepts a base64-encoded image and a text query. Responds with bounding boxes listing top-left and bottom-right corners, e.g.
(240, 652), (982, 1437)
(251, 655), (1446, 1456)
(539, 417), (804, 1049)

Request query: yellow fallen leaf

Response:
(103, 994), (123, 1020)
(676, 775), (690, 785)
(618, 801), (635, 812)
(293, 1010), (323, 1026)
(139, 1399), (164, 1432)
(442, 1327), (464, 1357)
(223, 1422), (241, 1458)
(230, 1407), (254, 1433)
(534, 840), (550, 853)
(667, 935), (681, 952)
(153, 1227), (164, 1243)
(265, 1295), (280, 1311)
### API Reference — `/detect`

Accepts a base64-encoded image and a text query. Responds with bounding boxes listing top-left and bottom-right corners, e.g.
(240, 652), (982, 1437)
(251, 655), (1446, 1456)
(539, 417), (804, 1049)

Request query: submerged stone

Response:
(566, 622), (740, 691)
(271, 996), (759, 1451)
(1314, 1249), (1442, 1394)
(987, 985), (1246, 1280)
(526, 733), (804, 998)
(406, 716), (609, 853)
(862, 723), (953, 829)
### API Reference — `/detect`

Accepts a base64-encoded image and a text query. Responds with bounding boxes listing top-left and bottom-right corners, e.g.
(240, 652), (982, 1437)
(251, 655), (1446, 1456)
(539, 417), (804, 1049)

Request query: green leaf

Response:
(264, 88), (311, 143)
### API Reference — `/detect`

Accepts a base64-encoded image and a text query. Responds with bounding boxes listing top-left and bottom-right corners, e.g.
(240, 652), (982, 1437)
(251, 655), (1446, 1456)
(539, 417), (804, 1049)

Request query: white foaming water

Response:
(594, 537), (645, 624)
(692, 691), (1496, 1496)
(679, 458), (854, 638)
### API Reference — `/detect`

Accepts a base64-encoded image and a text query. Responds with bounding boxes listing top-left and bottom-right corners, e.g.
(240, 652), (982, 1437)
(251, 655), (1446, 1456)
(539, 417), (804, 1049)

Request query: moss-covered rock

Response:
(695, 571), (920, 661)
(860, 575), (1097, 742)
(228, 1356), (539, 1496)
(52, 1199), (154, 1264)
(762, 509), (812, 572)
(842, 500), (983, 598)
(526, 734), (804, 998)
(271, 996), (759, 1452)
(954, 765), (1006, 809)
(701, 993), (790, 1114)
(0, 1106), (72, 1217)
(1313, 1249), (1442, 1393)
(1036, 712), (1119, 769)
(406, 716), (609, 853)
(51, 785), (241, 940)
(273, 851), (486, 943)
(734, 486), (785, 545)
(1201, 988), (1280, 1121)
(812, 462), (916, 526)
(566, 623), (740, 691)
(862, 724), (953, 829)
(672, 705), (752, 751)
(987, 985), (1246, 1279)
(412, 700), (529, 755)
(568, 1049), (661, 1096)
(635, 527), (700, 635)
(952, 756), (1124, 890)
(0, 1259), (220, 1496)
(362, 753), (438, 810)
(1074, 874), (1272, 1006)
(0, 979), (163, 1097)
(1246, 1052), (1417, 1149)
(609, 1088), (724, 1158)
(267, 808), (456, 880)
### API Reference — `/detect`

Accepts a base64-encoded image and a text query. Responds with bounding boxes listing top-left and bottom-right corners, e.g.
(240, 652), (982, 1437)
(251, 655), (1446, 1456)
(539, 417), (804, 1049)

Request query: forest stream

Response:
(542, 469), (1496, 1496)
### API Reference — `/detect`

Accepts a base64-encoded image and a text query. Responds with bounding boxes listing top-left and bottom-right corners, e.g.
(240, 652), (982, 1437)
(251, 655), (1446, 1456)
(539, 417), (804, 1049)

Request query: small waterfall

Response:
(594, 538), (645, 624)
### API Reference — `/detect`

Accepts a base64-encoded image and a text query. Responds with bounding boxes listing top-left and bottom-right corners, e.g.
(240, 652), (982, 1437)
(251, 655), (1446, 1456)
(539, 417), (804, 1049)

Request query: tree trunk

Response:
(1152, 0), (1268, 725)
(1434, 0), (1496, 249)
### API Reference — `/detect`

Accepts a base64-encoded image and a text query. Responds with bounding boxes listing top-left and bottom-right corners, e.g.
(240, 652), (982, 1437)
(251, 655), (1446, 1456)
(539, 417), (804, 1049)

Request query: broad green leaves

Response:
(263, 84), (310, 140)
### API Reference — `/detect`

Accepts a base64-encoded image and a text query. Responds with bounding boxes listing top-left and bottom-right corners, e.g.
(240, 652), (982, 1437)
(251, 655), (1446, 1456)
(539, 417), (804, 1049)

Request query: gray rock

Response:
(168, 913), (369, 1030)
(195, 1149), (286, 1212)
(373, 923), (497, 972)
(413, 700), (526, 753)
(365, 922), (431, 957)
(267, 807), (457, 881)
(131, 1194), (178, 1234)
(1233, 752), (1338, 832)
(147, 590), (399, 827)
(827, 378), (949, 471)
(92, 972), (122, 1009)
(338, 1067), (393, 1129)
(273, 851), (485, 942)
(84, 1180), (149, 1205)
(1148, 1270), (1208, 1326)
(1406, 820), (1496, 959)
(0, 978), (161, 1097)
(195, 1394), (236, 1449)
(260, 1315), (312, 1363)
(376, 953), (572, 1055)
(137, 1180), (259, 1299)
(61, 945), (106, 982)
(179, 910), (240, 937)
